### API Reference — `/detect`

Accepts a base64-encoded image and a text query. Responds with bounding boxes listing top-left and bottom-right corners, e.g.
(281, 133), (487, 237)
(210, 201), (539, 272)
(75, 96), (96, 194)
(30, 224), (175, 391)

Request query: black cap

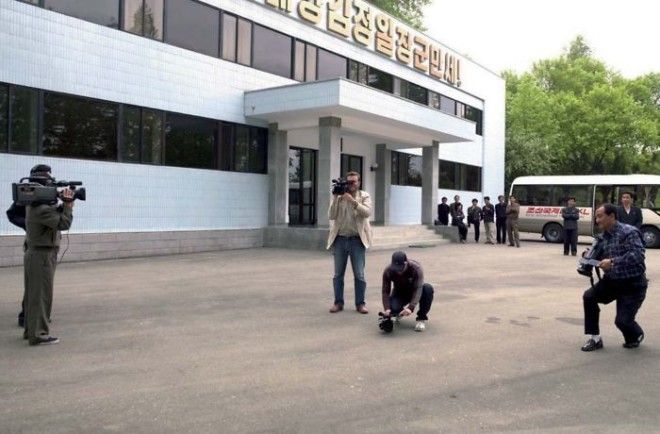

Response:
(30, 164), (51, 175)
(391, 251), (407, 273)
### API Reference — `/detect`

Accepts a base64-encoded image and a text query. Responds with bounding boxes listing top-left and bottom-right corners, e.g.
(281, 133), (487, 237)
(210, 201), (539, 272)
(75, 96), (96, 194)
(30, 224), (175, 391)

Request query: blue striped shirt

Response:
(601, 222), (646, 279)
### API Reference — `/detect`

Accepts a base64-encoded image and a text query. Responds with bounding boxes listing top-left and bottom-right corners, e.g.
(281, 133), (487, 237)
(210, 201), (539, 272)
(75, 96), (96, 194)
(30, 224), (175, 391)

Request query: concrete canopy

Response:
(244, 78), (476, 147)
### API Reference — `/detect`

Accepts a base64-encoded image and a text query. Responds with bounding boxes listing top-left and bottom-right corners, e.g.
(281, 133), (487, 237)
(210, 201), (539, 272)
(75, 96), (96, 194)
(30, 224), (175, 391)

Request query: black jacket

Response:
(495, 203), (507, 220)
(6, 203), (26, 230)
(617, 206), (643, 229)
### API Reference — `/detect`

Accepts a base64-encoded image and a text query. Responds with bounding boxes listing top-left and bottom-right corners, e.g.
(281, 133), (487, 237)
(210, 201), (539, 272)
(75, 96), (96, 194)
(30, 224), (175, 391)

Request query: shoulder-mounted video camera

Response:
(332, 178), (349, 195)
(12, 176), (86, 206)
(577, 235), (605, 277)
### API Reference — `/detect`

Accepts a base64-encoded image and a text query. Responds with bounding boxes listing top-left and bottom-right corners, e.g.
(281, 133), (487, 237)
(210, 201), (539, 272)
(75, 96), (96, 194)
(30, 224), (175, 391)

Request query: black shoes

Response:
(581, 338), (603, 352)
(623, 333), (644, 349)
(29, 335), (60, 346)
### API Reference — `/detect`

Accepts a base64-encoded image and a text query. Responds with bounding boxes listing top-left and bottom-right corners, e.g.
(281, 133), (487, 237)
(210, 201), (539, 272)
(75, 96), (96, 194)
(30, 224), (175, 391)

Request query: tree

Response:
(367, 0), (432, 31)
(504, 37), (660, 189)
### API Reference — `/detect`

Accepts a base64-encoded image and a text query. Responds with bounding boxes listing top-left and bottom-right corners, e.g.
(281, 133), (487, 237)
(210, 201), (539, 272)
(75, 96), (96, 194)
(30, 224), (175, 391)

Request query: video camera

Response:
(378, 312), (394, 333)
(577, 235), (605, 277)
(12, 177), (86, 206)
(332, 178), (349, 195)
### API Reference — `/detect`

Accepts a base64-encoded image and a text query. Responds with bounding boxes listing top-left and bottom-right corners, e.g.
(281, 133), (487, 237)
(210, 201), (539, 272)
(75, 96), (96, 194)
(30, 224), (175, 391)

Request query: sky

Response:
(423, 0), (660, 78)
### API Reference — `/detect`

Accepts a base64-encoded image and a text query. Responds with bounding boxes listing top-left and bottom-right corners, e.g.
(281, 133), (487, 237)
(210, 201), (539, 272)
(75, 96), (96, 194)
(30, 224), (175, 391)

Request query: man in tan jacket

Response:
(327, 171), (372, 314)
(506, 195), (521, 248)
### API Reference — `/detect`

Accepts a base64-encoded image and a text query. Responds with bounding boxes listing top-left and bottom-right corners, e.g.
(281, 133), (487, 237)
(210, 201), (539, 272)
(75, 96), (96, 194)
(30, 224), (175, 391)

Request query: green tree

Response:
(367, 0), (432, 31)
(505, 37), (660, 189)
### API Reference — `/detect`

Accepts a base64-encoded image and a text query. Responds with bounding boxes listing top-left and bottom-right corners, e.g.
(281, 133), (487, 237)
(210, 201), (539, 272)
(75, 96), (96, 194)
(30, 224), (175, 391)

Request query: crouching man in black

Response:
(379, 251), (434, 333)
(581, 204), (648, 352)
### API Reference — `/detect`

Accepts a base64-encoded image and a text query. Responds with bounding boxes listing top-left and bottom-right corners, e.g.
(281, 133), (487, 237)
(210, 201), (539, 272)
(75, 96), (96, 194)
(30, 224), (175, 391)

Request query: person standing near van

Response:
(562, 197), (580, 256)
(506, 195), (520, 247)
(495, 195), (507, 245)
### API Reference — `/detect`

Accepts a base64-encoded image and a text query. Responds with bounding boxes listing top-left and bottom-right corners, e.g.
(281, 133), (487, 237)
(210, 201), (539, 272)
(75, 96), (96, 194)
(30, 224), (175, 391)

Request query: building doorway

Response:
(288, 147), (317, 225)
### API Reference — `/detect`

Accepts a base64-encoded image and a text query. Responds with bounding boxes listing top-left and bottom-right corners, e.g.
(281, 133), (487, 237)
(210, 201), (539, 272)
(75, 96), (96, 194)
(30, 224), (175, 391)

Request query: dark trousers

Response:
(452, 221), (467, 241)
(583, 276), (647, 343)
(496, 218), (507, 244)
(390, 283), (434, 321)
(563, 228), (578, 254)
(470, 221), (480, 242)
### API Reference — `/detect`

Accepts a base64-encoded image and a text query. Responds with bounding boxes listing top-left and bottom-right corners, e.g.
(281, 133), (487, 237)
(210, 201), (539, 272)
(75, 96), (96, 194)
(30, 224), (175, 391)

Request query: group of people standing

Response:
(437, 195), (521, 247)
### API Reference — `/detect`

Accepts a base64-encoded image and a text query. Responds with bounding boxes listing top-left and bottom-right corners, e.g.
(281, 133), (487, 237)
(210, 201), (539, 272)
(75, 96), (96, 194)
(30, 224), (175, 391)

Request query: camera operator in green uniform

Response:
(23, 165), (74, 346)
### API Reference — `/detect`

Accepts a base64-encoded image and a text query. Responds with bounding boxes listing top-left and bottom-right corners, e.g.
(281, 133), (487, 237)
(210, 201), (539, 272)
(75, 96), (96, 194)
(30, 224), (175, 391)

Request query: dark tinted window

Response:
(237, 18), (252, 65)
(391, 151), (421, 186)
(142, 109), (163, 164)
(165, 113), (216, 169)
(44, 0), (120, 27)
(512, 185), (555, 206)
(122, 0), (163, 39)
(221, 13), (237, 62)
(233, 125), (249, 172)
(249, 127), (267, 173)
(465, 164), (481, 191)
(401, 80), (428, 105)
(341, 154), (363, 178)
(43, 93), (118, 161)
(11, 87), (39, 154)
(466, 106), (483, 135)
(438, 159), (456, 189)
(348, 60), (367, 84)
(367, 67), (393, 93)
(555, 185), (592, 206)
(317, 49), (346, 80)
(253, 24), (292, 78)
(121, 106), (141, 162)
(165, 0), (219, 57)
(0, 84), (9, 152)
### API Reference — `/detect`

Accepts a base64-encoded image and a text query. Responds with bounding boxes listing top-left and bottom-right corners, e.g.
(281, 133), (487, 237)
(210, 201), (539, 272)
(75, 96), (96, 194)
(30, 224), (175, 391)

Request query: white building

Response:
(0, 0), (505, 265)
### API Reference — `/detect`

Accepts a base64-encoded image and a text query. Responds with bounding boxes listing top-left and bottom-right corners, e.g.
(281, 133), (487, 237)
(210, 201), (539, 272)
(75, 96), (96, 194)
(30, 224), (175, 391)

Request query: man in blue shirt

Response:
(581, 204), (648, 352)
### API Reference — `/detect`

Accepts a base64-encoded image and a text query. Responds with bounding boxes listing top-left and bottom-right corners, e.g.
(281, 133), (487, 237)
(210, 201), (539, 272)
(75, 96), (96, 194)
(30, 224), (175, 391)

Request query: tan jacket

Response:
(326, 190), (373, 249)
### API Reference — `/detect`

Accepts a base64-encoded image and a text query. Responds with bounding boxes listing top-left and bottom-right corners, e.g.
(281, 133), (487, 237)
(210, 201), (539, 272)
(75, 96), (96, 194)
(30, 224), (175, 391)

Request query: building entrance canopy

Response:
(244, 78), (475, 147)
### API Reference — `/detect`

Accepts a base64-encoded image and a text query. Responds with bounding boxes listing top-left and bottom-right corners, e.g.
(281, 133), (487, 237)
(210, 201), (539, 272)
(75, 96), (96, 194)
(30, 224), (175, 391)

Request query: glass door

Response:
(341, 154), (363, 188)
(288, 147), (317, 225)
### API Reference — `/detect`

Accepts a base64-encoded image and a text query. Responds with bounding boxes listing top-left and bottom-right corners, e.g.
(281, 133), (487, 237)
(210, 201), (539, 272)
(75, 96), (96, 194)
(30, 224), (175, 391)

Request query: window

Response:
(0, 84), (8, 152)
(248, 127), (267, 173)
(555, 185), (592, 206)
(43, 93), (118, 161)
(465, 164), (481, 192)
(9, 87), (39, 154)
(165, 113), (216, 169)
(440, 95), (455, 115)
(122, 0), (163, 40)
(341, 154), (363, 178)
(237, 18), (252, 65)
(438, 160), (456, 189)
(455, 102), (465, 118)
(252, 24), (292, 78)
(348, 60), (367, 84)
(429, 91), (440, 109)
(44, 0), (120, 27)
(219, 123), (267, 173)
(367, 67), (393, 93)
(391, 151), (421, 187)
(317, 49), (347, 80)
(121, 106), (163, 164)
(165, 0), (219, 57)
(305, 45), (317, 81)
(293, 40), (305, 81)
(465, 106), (483, 135)
(221, 13), (237, 62)
(512, 185), (554, 206)
(400, 80), (428, 105)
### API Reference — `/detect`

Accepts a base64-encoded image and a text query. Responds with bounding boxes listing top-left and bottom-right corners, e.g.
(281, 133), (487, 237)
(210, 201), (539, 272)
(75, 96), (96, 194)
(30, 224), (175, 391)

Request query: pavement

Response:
(1, 235), (658, 433)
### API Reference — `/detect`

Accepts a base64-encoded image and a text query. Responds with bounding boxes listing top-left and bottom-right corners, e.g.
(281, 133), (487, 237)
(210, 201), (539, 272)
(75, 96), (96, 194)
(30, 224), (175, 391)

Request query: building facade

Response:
(0, 0), (505, 265)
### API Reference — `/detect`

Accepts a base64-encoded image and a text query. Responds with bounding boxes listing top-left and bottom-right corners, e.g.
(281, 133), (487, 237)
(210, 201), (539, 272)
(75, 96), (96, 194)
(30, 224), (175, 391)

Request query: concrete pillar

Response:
(374, 143), (391, 225)
(317, 117), (342, 227)
(421, 142), (439, 225)
(268, 123), (288, 225)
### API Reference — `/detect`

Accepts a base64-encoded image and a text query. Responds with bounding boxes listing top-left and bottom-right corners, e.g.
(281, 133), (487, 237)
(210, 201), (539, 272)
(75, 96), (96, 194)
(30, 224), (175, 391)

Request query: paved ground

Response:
(1, 236), (658, 433)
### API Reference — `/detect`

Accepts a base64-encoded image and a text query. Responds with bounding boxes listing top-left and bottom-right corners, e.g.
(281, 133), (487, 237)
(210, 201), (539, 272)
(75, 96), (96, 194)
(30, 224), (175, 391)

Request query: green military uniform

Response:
(24, 203), (73, 344)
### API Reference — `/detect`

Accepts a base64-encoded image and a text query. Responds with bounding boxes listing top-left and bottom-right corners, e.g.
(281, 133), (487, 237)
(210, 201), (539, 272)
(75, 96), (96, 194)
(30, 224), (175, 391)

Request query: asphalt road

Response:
(1, 237), (658, 433)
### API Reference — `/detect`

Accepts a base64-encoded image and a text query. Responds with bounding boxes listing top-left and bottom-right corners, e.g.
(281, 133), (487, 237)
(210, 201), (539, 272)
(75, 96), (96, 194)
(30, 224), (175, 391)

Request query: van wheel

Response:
(543, 223), (563, 243)
(642, 226), (660, 248)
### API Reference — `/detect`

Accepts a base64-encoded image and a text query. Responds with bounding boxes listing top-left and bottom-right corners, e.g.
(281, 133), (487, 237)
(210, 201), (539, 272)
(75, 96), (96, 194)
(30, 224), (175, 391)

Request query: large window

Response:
(121, 106), (163, 164)
(305, 45), (317, 81)
(293, 41), (305, 81)
(317, 49), (347, 80)
(165, 113), (216, 169)
(293, 41), (318, 82)
(348, 60), (368, 84)
(10, 87), (39, 154)
(219, 123), (267, 173)
(400, 80), (428, 105)
(44, 0), (120, 27)
(43, 93), (118, 161)
(237, 18), (252, 65)
(391, 151), (422, 187)
(440, 95), (456, 115)
(465, 106), (483, 135)
(367, 67), (393, 93)
(165, 0), (219, 57)
(0, 85), (8, 152)
(221, 13), (237, 62)
(438, 159), (482, 191)
(252, 24), (292, 78)
(122, 0), (163, 40)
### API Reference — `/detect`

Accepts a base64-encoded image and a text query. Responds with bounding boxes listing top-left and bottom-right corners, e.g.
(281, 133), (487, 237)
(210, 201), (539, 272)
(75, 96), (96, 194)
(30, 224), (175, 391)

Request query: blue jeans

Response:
(332, 236), (366, 307)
